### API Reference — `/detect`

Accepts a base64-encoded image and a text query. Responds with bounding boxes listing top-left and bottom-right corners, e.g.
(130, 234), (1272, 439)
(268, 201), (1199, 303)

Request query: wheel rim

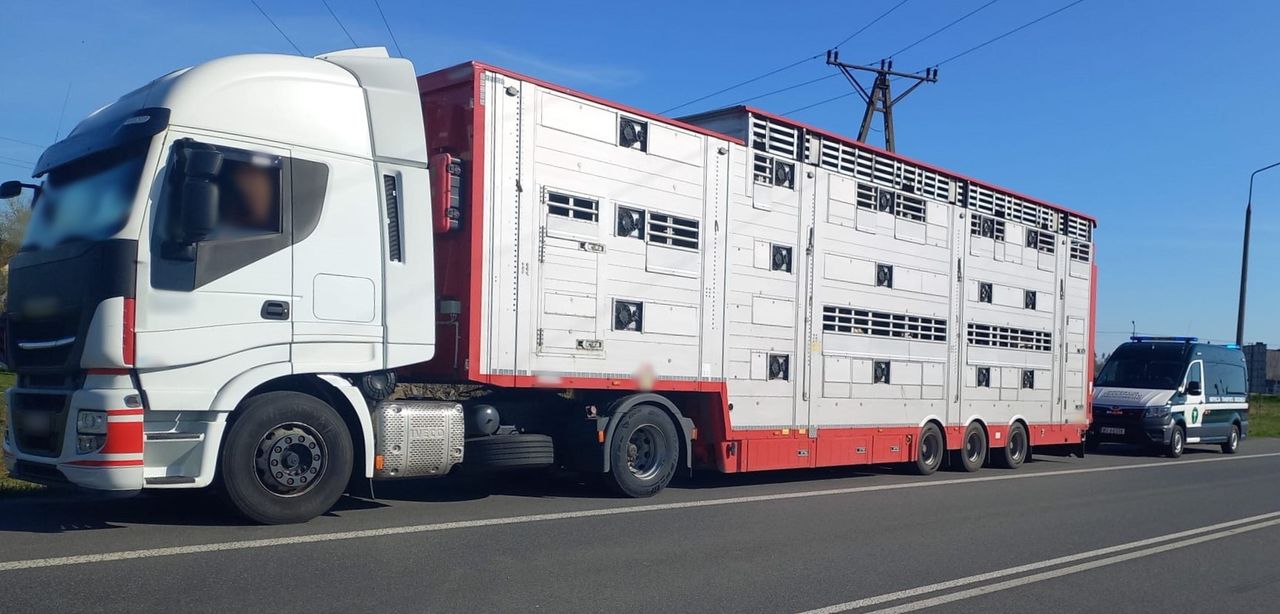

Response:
(921, 432), (941, 468)
(626, 424), (668, 481)
(1009, 429), (1026, 462)
(1173, 430), (1183, 454)
(965, 431), (983, 463)
(1230, 428), (1239, 450)
(255, 422), (327, 497)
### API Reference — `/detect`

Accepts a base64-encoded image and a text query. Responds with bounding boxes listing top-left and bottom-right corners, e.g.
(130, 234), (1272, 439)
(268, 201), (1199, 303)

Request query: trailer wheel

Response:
(1165, 424), (1185, 458)
(992, 423), (1028, 469)
(952, 422), (987, 472)
(607, 405), (679, 498)
(910, 423), (945, 475)
(465, 433), (555, 469)
(219, 391), (353, 525)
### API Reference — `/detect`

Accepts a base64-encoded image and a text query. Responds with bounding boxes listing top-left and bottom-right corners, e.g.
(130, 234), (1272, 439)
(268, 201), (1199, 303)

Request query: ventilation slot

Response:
(970, 214), (1005, 240)
(547, 191), (598, 222)
(967, 323), (1052, 352)
(1070, 239), (1092, 263)
(753, 153), (773, 185)
(821, 306), (947, 342)
(616, 206), (645, 239)
(771, 244), (792, 272)
(383, 174), (402, 262)
(613, 300), (643, 332)
(1026, 229), (1056, 254)
(618, 117), (648, 151)
(750, 115), (802, 159)
(976, 367), (991, 388)
(647, 212), (699, 250)
(767, 354), (790, 381)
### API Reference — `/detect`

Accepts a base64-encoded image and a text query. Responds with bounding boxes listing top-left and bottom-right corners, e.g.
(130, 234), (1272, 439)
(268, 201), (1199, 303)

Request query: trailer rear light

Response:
(374, 454), (385, 472)
(430, 153), (463, 233)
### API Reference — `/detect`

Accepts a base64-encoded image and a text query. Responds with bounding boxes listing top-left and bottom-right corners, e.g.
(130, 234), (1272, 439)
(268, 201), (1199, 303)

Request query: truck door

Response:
(536, 188), (603, 357)
(136, 134), (294, 411)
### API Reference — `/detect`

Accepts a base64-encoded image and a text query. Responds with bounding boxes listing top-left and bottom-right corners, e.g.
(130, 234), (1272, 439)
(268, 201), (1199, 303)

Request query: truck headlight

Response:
(1145, 405), (1171, 419)
(77, 435), (107, 454)
(76, 410), (108, 435)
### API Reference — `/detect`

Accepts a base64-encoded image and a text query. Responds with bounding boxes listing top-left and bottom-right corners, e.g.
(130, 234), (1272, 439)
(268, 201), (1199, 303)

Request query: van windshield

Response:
(1095, 343), (1192, 390)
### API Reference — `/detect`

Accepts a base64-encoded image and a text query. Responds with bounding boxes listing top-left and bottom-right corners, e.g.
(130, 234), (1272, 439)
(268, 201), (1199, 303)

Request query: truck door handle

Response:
(261, 300), (290, 321)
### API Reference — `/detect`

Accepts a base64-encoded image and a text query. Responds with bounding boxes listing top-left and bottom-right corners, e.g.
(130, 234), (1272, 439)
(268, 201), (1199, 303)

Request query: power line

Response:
(781, 0), (1084, 117)
(934, 0), (1086, 66)
(0, 160), (34, 172)
(887, 0), (999, 59)
(833, 0), (913, 49)
(0, 154), (36, 166)
(371, 0), (404, 57)
(249, 0), (303, 55)
(0, 135), (45, 149)
(783, 91), (857, 116)
(320, 0), (358, 47)
(731, 74), (840, 106)
(661, 0), (912, 114)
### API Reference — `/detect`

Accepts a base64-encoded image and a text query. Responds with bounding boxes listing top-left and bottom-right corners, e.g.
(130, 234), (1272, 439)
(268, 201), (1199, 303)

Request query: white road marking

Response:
(1, 450), (1278, 573)
(798, 510), (1280, 614)
(864, 516), (1280, 613)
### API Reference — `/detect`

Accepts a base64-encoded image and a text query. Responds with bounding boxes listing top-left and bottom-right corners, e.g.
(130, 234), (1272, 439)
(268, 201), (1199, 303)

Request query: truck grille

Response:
(7, 314), (80, 370)
(10, 391), (71, 457)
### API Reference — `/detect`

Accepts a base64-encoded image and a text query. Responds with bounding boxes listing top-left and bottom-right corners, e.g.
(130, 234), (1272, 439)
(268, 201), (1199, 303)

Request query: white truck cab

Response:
(3, 48), (444, 522)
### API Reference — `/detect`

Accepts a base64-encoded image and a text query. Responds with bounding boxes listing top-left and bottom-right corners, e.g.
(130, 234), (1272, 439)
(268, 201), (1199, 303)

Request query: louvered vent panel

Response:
(648, 212), (700, 250)
(750, 115), (802, 160)
(967, 323), (1052, 352)
(1070, 239), (1092, 262)
(822, 306), (947, 342)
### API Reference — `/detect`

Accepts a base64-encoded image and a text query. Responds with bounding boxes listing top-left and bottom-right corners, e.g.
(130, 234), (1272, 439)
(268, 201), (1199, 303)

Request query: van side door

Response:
(1181, 360), (1207, 440)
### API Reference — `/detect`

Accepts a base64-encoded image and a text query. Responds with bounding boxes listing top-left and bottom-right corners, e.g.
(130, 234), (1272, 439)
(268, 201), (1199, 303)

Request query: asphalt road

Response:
(2, 439), (1279, 613)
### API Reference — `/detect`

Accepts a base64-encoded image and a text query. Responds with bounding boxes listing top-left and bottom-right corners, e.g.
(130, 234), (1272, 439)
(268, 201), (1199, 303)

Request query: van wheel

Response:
(910, 423), (945, 475)
(993, 423), (1028, 469)
(607, 405), (679, 498)
(951, 423), (987, 472)
(1221, 424), (1240, 455)
(1165, 424), (1185, 458)
(219, 391), (353, 525)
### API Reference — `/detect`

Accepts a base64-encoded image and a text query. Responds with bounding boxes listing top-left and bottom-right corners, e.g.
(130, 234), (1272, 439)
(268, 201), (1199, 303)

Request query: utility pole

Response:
(826, 50), (938, 152)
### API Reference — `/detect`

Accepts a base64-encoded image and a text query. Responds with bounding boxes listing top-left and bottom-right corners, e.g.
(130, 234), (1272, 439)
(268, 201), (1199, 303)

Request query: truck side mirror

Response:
(1185, 381), (1202, 396)
(178, 147), (223, 243)
(0, 180), (22, 199)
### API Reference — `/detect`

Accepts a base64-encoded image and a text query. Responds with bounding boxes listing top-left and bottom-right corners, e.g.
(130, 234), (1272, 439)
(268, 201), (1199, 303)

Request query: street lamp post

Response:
(1236, 161), (1280, 346)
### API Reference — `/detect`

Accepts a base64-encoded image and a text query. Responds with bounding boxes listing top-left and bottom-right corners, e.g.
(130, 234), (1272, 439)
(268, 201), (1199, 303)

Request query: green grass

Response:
(1249, 394), (1280, 438)
(0, 371), (45, 495)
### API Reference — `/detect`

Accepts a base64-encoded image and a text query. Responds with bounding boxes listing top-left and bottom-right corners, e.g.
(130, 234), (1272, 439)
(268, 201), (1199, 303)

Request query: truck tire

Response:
(910, 423), (945, 475)
(1221, 424), (1240, 455)
(992, 422), (1028, 469)
(607, 405), (679, 498)
(1165, 424), (1185, 458)
(219, 391), (353, 525)
(465, 433), (555, 469)
(951, 422), (987, 472)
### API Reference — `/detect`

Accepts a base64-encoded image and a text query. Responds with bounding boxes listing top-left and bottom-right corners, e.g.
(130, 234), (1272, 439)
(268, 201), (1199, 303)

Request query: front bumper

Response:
(4, 379), (145, 492)
(1088, 410), (1171, 446)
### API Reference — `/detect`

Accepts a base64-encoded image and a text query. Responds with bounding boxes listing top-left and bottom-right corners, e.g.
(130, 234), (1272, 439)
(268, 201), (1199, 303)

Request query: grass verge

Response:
(0, 371), (45, 495)
(1249, 394), (1280, 438)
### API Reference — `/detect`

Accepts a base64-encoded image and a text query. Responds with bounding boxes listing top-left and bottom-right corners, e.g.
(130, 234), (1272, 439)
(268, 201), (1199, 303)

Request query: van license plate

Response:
(1100, 426), (1125, 435)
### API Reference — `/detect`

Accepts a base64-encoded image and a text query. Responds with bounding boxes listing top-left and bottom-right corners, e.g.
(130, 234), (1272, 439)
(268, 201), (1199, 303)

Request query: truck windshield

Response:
(21, 143), (147, 251)
(1095, 343), (1191, 390)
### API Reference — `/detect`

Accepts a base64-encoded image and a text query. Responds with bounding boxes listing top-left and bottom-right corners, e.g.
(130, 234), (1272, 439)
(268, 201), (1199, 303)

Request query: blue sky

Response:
(2, 0), (1279, 352)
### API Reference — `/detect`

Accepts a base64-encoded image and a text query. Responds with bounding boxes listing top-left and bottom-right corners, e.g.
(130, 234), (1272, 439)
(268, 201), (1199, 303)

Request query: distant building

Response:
(1242, 343), (1280, 394)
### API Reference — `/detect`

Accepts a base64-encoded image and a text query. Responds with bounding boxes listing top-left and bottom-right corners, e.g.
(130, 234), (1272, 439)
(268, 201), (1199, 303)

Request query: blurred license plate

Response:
(1100, 426), (1125, 435)
(19, 412), (52, 436)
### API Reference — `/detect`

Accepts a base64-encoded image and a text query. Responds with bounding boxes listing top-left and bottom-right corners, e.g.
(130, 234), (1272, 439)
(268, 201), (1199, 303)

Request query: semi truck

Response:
(1, 48), (1097, 524)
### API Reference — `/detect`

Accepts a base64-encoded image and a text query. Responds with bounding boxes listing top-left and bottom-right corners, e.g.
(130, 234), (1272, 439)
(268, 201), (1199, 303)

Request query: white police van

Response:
(1089, 337), (1249, 457)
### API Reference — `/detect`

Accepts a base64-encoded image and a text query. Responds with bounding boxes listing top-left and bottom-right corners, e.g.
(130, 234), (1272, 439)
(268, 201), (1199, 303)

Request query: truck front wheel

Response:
(219, 391), (353, 524)
(607, 405), (679, 498)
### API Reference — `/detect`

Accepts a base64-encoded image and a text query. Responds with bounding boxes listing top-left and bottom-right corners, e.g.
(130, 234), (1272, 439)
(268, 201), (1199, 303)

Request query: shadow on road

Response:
(1, 446), (1201, 533)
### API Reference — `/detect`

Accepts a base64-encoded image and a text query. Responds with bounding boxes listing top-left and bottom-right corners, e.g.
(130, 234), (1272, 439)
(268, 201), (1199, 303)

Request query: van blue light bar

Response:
(1225, 343), (1241, 349)
(1130, 335), (1198, 343)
